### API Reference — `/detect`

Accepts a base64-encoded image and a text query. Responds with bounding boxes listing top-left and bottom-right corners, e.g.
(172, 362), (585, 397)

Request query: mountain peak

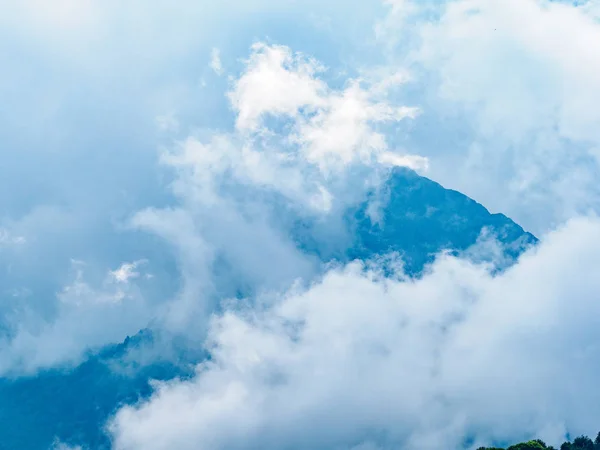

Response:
(348, 167), (537, 273)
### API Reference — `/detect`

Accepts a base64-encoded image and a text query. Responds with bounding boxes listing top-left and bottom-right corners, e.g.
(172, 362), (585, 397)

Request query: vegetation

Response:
(478, 432), (600, 450)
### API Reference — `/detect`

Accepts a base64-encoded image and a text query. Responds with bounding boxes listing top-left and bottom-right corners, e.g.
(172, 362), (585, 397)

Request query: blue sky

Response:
(3, 0), (600, 449)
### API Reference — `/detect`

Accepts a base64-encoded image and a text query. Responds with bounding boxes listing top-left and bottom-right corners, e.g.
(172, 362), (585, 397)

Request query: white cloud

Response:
(51, 439), (83, 450)
(110, 217), (600, 450)
(225, 42), (423, 175)
(376, 0), (600, 233)
(377, 152), (429, 171)
(416, 0), (600, 143)
(210, 48), (224, 75)
(0, 228), (25, 246)
(291, 80), (420, 171)
(110, 260), (146, 284)
(228, 43), (328, 132)
(0, 260), (153, 375)
(155, 114), (180, 133)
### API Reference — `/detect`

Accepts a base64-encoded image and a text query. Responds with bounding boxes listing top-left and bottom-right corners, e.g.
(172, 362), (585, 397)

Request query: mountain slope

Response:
(0, 169), (537, 450)
(0, 331), (194, 450)
(349, 167), (537, 273)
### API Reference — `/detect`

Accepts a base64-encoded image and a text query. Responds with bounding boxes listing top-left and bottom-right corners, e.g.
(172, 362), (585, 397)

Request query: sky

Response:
(2, 0), (600, 449)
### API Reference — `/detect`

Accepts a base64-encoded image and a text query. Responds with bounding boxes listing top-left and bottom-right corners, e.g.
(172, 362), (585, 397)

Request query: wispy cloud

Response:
(210, 48), (224, 75)
(110, 260), (147, 284)
(0, 259), (153, 375)
(0, 229), (25, 246)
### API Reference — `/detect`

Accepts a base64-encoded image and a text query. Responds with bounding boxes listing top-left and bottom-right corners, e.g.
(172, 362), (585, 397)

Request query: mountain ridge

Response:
(0, 168), (537, 449)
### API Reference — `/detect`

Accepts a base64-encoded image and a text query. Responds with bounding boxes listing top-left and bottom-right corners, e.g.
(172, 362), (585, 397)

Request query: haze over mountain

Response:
(2, 0), (600, 449)
(0, 169), (536, 449)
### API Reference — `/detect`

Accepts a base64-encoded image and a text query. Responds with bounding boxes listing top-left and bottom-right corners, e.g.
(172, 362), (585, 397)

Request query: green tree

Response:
(507, 439), (550, 450)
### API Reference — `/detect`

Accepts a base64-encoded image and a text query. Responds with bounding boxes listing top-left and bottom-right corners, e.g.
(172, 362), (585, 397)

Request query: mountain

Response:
(349, 167), (537, 273)
(0, 168), (537, 450)
(0, 331), (195, 450)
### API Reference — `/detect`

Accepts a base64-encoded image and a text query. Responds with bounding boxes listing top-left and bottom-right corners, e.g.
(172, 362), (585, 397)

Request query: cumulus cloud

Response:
(229, 43), (328, 132)
(228, 43), (423, 172)
(110, 217), (600, 450)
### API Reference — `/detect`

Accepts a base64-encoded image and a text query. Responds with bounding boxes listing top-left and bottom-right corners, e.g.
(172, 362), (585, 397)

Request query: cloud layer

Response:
(111, 217), (600, 450)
